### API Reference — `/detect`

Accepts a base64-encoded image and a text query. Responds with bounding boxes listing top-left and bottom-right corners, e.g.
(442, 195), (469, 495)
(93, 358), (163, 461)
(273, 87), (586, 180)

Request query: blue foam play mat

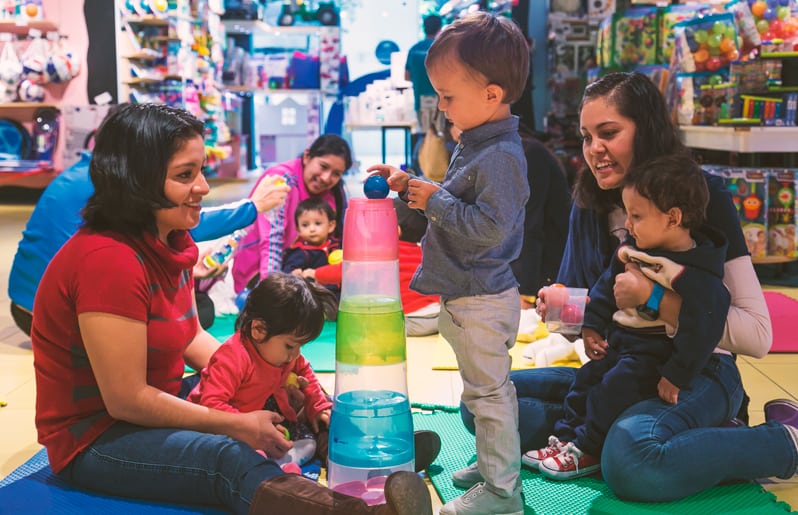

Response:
(0, 449), (226, 514)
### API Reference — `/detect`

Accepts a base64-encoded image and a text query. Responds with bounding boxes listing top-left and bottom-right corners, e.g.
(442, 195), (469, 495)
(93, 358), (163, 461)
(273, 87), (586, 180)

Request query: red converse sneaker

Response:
(521, 435), (568, 470)
(538, 442), (600, 480)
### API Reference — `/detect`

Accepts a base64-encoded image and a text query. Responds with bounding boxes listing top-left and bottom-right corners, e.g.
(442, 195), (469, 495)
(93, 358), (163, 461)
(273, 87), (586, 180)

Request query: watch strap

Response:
(645, 283), (665, 311)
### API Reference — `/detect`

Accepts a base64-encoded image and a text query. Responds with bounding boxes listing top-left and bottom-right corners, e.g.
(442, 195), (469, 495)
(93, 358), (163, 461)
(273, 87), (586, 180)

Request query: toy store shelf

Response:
(680, 125), (798, 153)
(752, 256), (798, 264)
(0, 20), (57, 36)
(221, 19), (325, 36)
(0, 168), (58, 189)
(0, 103), (58, 118)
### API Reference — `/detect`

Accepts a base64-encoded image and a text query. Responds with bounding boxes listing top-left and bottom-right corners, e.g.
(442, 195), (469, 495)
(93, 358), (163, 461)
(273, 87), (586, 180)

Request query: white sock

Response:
(274, 438), (317, 466)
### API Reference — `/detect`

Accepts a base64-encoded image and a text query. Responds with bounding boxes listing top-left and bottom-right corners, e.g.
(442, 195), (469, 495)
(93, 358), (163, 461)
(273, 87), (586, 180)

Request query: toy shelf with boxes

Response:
(704, 166), (798, 264)
(220, 19), (342, 168)
(0, 9), (71, 189)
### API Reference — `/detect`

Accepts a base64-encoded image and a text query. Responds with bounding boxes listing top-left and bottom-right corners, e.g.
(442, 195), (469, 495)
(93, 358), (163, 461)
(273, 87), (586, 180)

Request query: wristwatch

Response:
(636, 283), (665, 321)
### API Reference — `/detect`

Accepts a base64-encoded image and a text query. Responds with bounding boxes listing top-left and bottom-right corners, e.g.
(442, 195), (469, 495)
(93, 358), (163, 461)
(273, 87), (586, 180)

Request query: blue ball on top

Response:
(364, 174), (389, 199)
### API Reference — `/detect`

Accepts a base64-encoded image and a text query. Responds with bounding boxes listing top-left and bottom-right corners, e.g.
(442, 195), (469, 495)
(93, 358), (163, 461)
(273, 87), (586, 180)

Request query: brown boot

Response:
(249, 471), (432, 515)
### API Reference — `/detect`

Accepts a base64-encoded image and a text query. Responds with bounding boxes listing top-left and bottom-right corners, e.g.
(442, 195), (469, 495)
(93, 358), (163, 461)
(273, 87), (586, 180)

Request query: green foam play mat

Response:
(206, 315), (336, 373)
(411, 407), (795, 514)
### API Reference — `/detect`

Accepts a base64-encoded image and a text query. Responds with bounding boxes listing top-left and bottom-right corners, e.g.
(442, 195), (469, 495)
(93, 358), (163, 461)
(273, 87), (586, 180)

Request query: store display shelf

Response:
(0, 19), (57, 36)
(221, 19), (325, 36)
(0, 103), (58, 119)
(125, 16), (170, 27)
(752, 255), (798, 264)
(680, 125), (798, 153)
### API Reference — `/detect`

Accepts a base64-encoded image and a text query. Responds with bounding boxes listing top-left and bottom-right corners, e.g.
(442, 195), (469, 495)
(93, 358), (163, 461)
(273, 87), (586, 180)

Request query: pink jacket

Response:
(232, 158), (337, 292)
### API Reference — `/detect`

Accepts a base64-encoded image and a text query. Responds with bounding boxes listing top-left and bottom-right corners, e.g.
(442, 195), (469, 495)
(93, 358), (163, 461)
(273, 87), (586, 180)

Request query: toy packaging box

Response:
(767, 169), (797, 257)
(723, 168), (769, 259)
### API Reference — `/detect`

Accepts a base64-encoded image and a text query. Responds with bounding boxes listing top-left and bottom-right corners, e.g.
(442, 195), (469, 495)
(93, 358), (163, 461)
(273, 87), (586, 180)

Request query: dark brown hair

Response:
(236, 272), (338, 344)
(622, 154), (708, 230)
(426, 12), (529, 103)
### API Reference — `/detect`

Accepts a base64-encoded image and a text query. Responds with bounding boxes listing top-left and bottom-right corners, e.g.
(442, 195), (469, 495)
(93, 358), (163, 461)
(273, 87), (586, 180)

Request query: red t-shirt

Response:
(31, 228), (199, 473)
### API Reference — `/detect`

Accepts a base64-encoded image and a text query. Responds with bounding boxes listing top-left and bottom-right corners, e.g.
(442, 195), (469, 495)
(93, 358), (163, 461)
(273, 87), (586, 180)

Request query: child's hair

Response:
(294, 197), (336, 226)
(236, 272), (338, 344)
(622, 153), (708, 230)
(425, 12), (529, 104)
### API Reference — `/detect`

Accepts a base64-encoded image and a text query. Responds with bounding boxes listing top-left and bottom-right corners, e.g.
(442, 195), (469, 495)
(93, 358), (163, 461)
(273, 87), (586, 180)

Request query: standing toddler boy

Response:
(369, 12), (530, 515)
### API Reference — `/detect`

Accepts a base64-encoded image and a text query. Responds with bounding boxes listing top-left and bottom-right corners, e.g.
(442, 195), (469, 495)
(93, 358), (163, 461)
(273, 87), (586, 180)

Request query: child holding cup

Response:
(524, 153), (731, 481)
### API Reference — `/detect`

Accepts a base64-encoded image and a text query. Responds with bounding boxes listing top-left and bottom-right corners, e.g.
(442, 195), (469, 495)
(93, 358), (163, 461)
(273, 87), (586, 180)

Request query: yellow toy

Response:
(285, 372), (300, 389)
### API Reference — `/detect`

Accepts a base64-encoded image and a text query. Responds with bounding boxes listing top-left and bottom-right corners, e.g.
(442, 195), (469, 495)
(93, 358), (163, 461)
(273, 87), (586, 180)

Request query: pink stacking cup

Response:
(342, 198), (398, 262)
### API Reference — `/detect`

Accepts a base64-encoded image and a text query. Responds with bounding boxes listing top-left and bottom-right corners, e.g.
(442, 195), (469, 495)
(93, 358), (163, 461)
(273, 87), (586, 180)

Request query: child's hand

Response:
(311, 408), (331, 433)
(300, 269), (316, 279)
(658, 377), (680, 404)
(366, 165), (410, 193)
(582, 328), (607, 360)
(251, 175), (291, 214)
(285, 374), (308, 412)
(613, 262), (653, 310)
(407, 178), (440, 211)
(194, 249), (227, 279)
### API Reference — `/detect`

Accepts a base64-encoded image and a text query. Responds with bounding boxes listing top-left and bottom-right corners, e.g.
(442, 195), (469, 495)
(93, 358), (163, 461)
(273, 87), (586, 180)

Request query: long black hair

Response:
(574, 72), (689, 213)
(307, 134), (352, 239)
(82, 104), (205, 235)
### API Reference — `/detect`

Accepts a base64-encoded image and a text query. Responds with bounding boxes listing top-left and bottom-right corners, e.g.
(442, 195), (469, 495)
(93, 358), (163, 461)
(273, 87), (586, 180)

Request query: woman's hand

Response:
(582, 327), (608, 360)
(613, 262), (652, 310)
(251, 175), (291, 214)
(407, 178), (440, 211)
(241, 410), (294, 458)
(366, 165), (410, 192)
(657, 376), (680, 404)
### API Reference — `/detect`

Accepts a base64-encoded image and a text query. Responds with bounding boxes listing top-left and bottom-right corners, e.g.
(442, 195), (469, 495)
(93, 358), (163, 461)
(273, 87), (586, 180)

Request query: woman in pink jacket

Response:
(233, 135), (352, 292)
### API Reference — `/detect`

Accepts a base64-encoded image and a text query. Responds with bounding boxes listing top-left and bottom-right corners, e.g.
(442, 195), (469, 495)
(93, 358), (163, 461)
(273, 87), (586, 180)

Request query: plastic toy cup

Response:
(544, 286), (588, 335)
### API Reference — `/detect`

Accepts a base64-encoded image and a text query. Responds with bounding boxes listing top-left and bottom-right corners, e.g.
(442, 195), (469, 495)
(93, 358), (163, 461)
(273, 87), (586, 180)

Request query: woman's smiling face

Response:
(580, 97), (636, 191)
(154, 135), (208, 242)
(302, 152), (346, 196)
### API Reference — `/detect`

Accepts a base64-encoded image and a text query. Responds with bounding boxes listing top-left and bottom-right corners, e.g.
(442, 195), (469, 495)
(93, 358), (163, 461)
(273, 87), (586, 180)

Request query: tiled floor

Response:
(2, 176), (798, 512)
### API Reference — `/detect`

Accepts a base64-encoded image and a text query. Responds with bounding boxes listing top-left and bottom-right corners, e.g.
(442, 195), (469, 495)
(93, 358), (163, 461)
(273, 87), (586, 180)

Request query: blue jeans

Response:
(461, 354), (798, 502)
(57, 375), (282, 514)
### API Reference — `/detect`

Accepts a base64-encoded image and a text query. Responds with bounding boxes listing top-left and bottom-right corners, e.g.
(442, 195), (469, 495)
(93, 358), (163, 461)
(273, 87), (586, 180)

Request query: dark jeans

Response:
(196, 291), (215, 330)
(10, 302), (32, 336)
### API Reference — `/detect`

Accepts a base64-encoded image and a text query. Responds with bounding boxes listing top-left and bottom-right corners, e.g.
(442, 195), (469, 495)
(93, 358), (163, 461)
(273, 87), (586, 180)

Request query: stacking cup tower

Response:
(327, 196), (415, 504)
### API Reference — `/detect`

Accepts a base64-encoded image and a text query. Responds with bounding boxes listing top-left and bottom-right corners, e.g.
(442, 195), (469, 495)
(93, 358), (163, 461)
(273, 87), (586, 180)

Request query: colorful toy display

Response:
(767, 169), (797, 257)
(674, 13), (740, 74)
(747, 0), (798, 44)
(660, 3), (710, 65)
(613, 6), (659, 68)
(277, 0), (339, 27)
(327, 198), (414, 505)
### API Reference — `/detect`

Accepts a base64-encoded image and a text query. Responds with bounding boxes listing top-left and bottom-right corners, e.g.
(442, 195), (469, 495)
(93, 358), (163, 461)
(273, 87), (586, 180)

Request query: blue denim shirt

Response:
(410, 116), (529, 298)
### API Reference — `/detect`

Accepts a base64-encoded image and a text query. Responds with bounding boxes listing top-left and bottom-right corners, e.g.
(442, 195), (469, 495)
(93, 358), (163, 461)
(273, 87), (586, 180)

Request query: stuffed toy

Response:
(518, 307), (590, 367)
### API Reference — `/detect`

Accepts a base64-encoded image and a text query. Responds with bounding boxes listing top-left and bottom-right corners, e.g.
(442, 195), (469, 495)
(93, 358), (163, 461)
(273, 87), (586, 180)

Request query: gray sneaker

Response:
(451, 462), (483, 489)
(439, 482), (523, 515)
